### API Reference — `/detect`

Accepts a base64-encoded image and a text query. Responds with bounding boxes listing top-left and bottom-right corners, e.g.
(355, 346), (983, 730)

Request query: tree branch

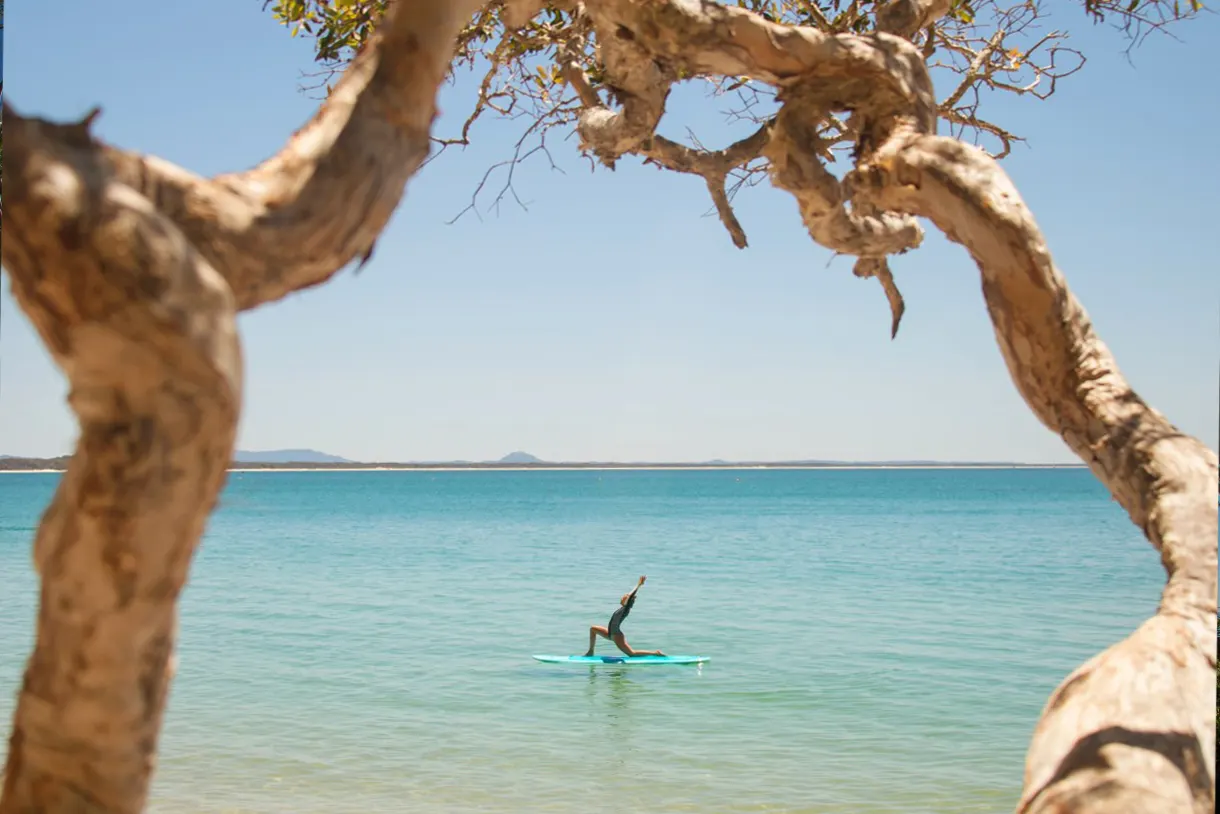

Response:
(853, 132), (1218, 812)
(796, 0), (833, 31)
(704, 173), (750, 248)
(638, 126), (771, 248)
(571, 3), (1218, 805)
(875, 0), (954, 38)
(930, 1), (1087, 154)
(574, 0), (936, 263)
(10, 0), (486, 314)
(574, 4), (674, 167)
(764, 98), (924, 257)
(852, 256), (906, 338)
(941, 28), (1008, 111)
(586, 0), (938, 127)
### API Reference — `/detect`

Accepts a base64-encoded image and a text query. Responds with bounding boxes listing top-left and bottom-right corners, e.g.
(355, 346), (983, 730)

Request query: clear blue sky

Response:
(1, 1), (1216, 463)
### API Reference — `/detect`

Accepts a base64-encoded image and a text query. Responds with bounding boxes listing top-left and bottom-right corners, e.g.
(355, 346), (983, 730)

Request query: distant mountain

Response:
(0, 455), (73, 471)
(0, 450), (1082, 472)
(498, 451), (544, 464)
(233, 449), (351, 464)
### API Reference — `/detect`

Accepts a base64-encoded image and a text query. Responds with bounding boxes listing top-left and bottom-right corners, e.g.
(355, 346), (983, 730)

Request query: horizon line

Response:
(0, 454), (1088, 469)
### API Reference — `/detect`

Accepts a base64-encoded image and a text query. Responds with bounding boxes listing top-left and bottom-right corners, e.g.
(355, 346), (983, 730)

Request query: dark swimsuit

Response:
(607, 591), (637, 637)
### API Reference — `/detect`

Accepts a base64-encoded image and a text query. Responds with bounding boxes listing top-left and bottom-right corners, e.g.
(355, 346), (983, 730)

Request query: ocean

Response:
(0, 468), (1165, 813)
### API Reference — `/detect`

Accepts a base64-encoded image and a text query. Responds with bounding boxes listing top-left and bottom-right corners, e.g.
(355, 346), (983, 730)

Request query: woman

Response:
(584, 575), (665, 657)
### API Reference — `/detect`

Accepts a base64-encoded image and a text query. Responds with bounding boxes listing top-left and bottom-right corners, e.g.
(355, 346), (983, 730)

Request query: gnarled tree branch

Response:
(876, 0), (954, 38)
(640, 126), (771, 249)
(80, 0), (481, 313)
(569, 0), (936, 315)
(574, 2), (1217, 806)
(853, 132), (1218, 813)
(0, 1), (484, 810)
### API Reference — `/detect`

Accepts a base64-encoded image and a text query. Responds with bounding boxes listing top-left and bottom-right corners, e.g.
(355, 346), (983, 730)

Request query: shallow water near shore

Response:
(0, 468), (1162, 812)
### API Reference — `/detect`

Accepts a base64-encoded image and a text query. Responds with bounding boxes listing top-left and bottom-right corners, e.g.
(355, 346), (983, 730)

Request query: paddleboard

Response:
(532, 654), (708, 665)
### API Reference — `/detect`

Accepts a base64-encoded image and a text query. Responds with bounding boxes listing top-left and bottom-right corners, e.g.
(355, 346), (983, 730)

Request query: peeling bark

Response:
(2, 1), (1215, 812)
(764, 103), (923, 257)
(0, 113), (242, 813)
(0, 1), (483, 811)
(875, 0), (954, 38)
(96, 0), (481, 313)
(570, 0), (938, 318)
(572, 2), (1216, 809)
(577, 4), (674, 166)
(854, 134), (1218, 812)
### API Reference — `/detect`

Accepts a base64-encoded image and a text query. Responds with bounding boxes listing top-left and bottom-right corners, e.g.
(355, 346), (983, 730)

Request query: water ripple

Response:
(0, 469), (1161, 813)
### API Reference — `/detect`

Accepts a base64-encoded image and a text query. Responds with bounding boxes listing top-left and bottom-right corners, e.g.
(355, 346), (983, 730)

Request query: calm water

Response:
(0, 468), (1164, 813)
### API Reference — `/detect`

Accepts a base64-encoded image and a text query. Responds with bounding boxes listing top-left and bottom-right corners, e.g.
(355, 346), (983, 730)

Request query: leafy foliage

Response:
(266, 0), (1203, 219)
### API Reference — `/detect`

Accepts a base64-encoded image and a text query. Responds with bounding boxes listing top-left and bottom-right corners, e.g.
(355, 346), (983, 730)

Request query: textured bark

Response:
(856, 134), (1218, 813)
(0, 1), (482, 811)
(875, 0), (954, 38)
(576, 3), (1217, 811)
(2, 1), (1216, 813)
(95, 0), (481, 314)
(0, 114), (243, 814)
(574, 0), (940, 326)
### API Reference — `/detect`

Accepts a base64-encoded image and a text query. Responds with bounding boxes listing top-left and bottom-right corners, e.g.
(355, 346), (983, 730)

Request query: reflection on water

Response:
(585, 665), (636, 715)
(586, 666), (638, 775)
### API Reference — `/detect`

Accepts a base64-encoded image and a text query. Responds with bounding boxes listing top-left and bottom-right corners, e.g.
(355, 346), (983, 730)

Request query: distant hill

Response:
(233, 449), (351, 464)
(0, 450), (1083, 472)
(0, 455), (73, 471)
(498, 451), (544, 464)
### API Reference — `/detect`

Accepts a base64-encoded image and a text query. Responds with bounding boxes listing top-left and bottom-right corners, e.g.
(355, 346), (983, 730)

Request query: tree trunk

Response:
(0, 132), (242, 810)
(0, 1), (483, 811)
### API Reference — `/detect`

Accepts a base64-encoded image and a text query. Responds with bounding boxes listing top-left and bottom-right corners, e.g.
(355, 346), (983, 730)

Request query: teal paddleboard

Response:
(532, 654), (708, 665)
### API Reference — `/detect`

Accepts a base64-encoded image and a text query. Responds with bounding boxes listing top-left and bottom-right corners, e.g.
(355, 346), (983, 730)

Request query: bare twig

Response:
(445, 103), (575, 223)
(797, 0), (834, 30)
(636, 125), (773, 247)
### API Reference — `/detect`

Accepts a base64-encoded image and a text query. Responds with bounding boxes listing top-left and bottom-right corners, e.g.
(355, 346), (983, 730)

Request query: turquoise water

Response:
(0, 468), (1165, 813)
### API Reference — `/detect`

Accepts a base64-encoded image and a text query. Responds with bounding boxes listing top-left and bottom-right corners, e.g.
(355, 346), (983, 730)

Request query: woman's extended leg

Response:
(612, 632), (663, 657)
(584, 625), (611, 656)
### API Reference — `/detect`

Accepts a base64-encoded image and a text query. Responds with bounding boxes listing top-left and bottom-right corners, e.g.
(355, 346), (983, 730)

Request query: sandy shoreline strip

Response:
(2, 464), (1084, 474)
